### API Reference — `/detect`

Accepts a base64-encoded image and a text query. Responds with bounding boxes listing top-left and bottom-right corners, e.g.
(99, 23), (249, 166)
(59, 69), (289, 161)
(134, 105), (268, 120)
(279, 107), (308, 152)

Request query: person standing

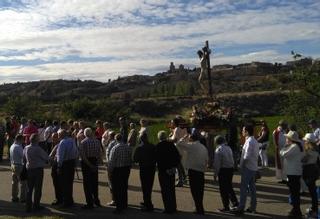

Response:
(257, 120), (270, 168)
(169, 118), (187, 187)
(95, 120), (105, 142)
(308, 119), (320, 146)
(0, 119), (6, 162)
(105, 131), (116, 206)
(156, 131), (180, 214)
(49, 132), (63, 206)
(177, 132), (208, 215)
(79, 128), (103, 209)
(23, 120), (38, 146)
(301, 133), (319, 218)
(280, 131), (304, 218)
(232, 125), (260, 215)
(273, 120), (288, 183)
(127, 123), (137, 148)
(108, 134), (132, 214)
(133, 133), (156, 212)
(10, 134), (27, 203)
(138, 119), (149, 143)
(24, 133), (48, 212)
(44, 120), (54, 153)
(119, 117), (128, 143)
(57, 129), (78, 208)
(101, 122), (112, 149)
(213, 135), (238, 212)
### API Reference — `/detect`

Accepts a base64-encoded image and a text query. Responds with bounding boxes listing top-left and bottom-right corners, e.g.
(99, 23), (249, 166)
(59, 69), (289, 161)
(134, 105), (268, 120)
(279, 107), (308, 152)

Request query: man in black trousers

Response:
(133, 133), (156, 211)
(79, 128), (102, 209)
(108, 134), (132, 214)
(56, 129), (78, 208)
(155, 131), (181, 214)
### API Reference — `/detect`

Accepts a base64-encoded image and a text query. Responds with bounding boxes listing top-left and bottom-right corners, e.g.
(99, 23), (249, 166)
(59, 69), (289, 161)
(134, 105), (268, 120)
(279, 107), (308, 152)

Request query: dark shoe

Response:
(162, 209), (176, 214)
(107, 200), (116, 206)
(11, 198), (19, 203)
(231, 208), (244, 216)
(175, 181), (183, 187)
(94, 201), (102, 207)
(33, 206), (45, 211)
(140, 202), (145, 206)
(61, 203), (74, 208)
(218, 208), (230, 212)
(278, 180), (287, 184)
(246, 208), (256, 214)
(288, 209), (302, 218)
(193, 210), (204, 215)
(51, 200), (62, 206)
(141, 206), (154, 212)
(81, 205), (94, 210)
(112, 209), (123, 214)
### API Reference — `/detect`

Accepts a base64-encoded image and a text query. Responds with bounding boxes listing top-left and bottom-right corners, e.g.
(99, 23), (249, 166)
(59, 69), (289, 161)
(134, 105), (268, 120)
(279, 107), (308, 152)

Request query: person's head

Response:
(278, 120), (288, 130)
(60, 121), (68, 130)
(157, 130), (167, 142)
(79, 120), (85, 129)
(119, 117), (126, 126)
(57, 129), (67, 139)
(73, 121), (80, 129)
(84, 128), (93, 138)
(109, 131), (116, 140)
(27, 119), (33, 126)
(45, 120), (52, 127)
(14, 134), (24, 144)
(53, 120), (59, 127)
(214, 135), (225, 145)
(115, 133), (122, 142)
(284, 130), (300, 145)
(67, 119), (74, 127)
(303, 133), (318, 152)
(96, 120), (102, 128)
(140, 119), (147, 127)
(52, 132), (59, 144)
(30, 133), (39, 145)
(242, 125), (254, 137)
(129, 123), (135, 129)
(103, 122), (110, 130)
(260, 120), (268, 128)
(289, 124), (297, 132)
(171, 118), (180, 128)
(308, 119), (317, 129)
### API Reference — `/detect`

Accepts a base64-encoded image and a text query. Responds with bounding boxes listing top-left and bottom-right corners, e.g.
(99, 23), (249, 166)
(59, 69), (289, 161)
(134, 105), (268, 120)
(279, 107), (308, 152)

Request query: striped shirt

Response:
(108, 142), (132, 171)
(80, 137), (102, 159)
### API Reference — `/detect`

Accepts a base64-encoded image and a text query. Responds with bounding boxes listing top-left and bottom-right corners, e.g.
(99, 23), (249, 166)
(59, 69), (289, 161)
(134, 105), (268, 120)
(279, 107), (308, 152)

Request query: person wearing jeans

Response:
(232, 125), (259, 215)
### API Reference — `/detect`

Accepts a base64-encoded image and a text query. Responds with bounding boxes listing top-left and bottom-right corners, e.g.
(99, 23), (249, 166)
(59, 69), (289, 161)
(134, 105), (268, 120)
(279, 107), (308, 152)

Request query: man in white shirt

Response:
(10, 134), (27, 203)
(169, 118), (188, 187)
(232, 125), (259, 215)
(177, 132), (208, 215)
(308, 119), (320, 146)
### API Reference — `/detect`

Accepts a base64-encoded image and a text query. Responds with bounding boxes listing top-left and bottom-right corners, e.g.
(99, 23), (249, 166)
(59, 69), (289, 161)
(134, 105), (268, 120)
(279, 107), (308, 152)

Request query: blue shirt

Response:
(57, 137), (78, 167)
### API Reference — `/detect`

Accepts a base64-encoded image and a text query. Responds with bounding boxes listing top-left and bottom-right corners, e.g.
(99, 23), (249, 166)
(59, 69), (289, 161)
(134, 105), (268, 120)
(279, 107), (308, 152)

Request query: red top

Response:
(23, 124), (38, 145)
(95, 127), (105, 140)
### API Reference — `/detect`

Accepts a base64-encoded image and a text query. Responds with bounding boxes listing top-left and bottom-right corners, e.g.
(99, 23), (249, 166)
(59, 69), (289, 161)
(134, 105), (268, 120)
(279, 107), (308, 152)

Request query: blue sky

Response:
(0, 0), (319, 83)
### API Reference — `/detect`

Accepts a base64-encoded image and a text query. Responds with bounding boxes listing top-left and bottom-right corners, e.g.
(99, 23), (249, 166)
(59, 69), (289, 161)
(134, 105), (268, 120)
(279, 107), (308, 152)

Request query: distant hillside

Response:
(0, 57), (313, 104)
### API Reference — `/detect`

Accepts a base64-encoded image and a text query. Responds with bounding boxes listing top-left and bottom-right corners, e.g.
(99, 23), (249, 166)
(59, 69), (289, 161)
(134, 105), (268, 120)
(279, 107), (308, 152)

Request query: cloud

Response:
(0, 0), (319, 82)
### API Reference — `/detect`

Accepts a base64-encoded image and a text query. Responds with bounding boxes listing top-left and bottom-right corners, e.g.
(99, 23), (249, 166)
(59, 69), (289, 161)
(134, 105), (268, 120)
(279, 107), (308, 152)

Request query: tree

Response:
(284, 56), (320, 131)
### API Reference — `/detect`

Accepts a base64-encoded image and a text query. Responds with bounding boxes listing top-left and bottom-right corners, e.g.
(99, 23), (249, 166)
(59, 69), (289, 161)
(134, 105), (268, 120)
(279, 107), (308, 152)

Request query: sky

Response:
(0, 0), (319, 83)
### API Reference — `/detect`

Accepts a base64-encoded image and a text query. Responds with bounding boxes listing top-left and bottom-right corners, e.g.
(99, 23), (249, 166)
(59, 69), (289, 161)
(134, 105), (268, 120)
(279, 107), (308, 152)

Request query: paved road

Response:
(0, 160), (314, 218)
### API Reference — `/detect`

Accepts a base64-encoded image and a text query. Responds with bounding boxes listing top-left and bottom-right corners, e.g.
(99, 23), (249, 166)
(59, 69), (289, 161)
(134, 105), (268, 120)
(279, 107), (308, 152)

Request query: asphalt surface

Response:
(0, 159), (316, 219)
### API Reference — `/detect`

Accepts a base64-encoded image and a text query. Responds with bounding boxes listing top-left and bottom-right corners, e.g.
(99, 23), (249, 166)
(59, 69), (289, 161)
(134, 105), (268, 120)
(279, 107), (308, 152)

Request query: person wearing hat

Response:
(308, 119), (320, 146)
(280, 130), (304, 218)
(272, 120), (288, 183)
(213, 135), (238, 212)
(177, 132), (208, 215)
(301, 133), (319, 218)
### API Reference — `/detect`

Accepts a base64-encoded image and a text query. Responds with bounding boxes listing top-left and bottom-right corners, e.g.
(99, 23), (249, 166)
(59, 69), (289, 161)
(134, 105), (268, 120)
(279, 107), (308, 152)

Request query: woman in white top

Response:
(280, 130), (304, 218)
(301, 133), (319, 218)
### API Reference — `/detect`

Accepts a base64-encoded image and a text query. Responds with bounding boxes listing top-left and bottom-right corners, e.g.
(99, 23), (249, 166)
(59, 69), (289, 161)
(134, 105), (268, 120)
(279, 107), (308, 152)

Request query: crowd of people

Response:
(0, 115), (319, 218)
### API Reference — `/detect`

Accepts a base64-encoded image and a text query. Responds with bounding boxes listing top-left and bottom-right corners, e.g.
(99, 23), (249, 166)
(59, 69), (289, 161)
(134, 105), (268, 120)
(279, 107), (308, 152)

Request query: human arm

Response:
(280, 144), (299, 158)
